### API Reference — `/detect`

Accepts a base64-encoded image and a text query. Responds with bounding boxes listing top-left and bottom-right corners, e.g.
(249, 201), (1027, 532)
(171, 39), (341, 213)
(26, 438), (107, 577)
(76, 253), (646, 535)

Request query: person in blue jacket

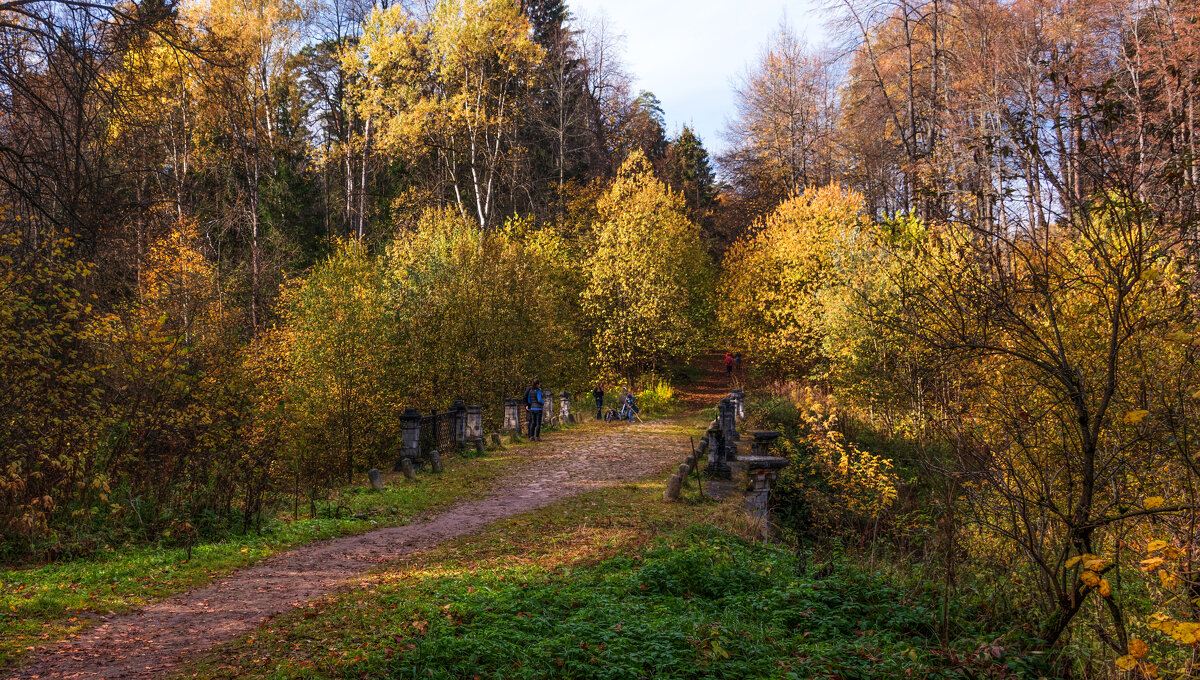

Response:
(593, 382), (605, 420)
(523, 379), (545, 441)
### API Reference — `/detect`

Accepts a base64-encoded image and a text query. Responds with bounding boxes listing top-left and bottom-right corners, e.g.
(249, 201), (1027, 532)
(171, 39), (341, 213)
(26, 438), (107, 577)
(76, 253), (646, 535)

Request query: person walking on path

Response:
(593, 382), (605, 420)
(725, 352), (734, 377)
(734, 352), (742, 375)
(523, 379), (545, 441)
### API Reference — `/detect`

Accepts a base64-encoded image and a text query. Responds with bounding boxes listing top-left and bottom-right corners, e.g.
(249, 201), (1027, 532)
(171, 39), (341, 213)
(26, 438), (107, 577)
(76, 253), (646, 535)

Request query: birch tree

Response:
(346, 0), (542, 229)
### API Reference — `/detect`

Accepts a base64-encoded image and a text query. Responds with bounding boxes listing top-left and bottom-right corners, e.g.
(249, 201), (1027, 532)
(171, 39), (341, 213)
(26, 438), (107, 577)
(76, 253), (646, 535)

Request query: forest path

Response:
(7, 423), (690, 680)
(678, 351), (742, 412)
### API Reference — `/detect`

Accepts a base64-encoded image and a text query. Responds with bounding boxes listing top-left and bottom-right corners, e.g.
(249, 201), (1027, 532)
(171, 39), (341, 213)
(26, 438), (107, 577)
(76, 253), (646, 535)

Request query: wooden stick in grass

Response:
(690, 436), (706, 500)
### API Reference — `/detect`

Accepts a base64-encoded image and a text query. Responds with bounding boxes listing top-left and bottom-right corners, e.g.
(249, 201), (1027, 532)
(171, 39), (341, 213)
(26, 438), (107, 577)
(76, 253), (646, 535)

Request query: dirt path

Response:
(678, 351), (740, 412)
(7, 423), (687, 680)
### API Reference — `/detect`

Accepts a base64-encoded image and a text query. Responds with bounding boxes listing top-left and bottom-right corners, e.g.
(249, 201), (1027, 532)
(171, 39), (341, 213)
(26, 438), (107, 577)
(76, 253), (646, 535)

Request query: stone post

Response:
(664, 473), (683, 500)
(465, 404), (483, 441)
(731, 389), (745, 420)
(502, 398), (520, 432)
(703, 422), (731, 479)
(393, 408), (421, 473)
(559, 390), (572, 423)
(719, 398), (739, 458)
(451, 399), (467, 445)
(741, 455), (789, 540)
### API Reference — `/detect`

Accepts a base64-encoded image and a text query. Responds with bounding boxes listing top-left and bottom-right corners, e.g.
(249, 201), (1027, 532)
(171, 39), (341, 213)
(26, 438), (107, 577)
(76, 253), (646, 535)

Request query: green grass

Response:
(0, 449), (533, 670)
(181, 481), (1054, 680)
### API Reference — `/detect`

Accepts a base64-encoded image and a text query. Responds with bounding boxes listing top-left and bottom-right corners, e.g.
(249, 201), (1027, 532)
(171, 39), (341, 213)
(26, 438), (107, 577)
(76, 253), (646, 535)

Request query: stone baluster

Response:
(743, 431), (788, 540)
(751, 430), (781, 457)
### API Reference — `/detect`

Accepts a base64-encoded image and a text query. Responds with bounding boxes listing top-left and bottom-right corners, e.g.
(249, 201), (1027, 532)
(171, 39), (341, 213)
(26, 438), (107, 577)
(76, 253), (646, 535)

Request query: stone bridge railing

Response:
(381, 390), (577, 480)
(663, 388), (790, 540)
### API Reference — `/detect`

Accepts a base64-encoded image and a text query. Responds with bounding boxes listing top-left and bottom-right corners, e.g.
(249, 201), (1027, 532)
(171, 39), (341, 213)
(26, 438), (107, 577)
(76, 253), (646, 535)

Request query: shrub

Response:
(636, 378), (676, 415)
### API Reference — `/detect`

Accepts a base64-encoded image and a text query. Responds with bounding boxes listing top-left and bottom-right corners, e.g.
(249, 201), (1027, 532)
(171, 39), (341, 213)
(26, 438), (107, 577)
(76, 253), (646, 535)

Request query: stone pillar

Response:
(502, 398), (520, 432)
(719, 398), (739, 459)
(451, 399), (467, 445)
(751, 430), (781, 457)
(394, 408), (421, 472)
(731, 389), (745, 420)
(559, 390), (572, 423)
(543, 390), (556, 426)
(465, 404), (483, 441)
(741, 455), (789, 540)
(703, 422), (730, 479)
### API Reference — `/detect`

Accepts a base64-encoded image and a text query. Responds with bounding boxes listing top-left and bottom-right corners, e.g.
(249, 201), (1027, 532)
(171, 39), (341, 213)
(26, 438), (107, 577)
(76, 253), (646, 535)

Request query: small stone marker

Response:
(399, 457), (416, 480)
(664, 473), (683, 500)
(678, 462), (691, 479)
(490, 432), (505, 450)
(367, 468), (384, 491)
(429, 450), (444, 473)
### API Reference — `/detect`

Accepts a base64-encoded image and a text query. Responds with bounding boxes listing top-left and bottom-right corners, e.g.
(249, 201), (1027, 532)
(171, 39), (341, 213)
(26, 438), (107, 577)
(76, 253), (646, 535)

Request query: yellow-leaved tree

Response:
(720, 184), (869, 379)
(582, 151), (713, 379)
(282, 238), (398, 491)
(346, 0), (542, 229)
(88, 220), (248, 538)
(0, 222), (100, 548)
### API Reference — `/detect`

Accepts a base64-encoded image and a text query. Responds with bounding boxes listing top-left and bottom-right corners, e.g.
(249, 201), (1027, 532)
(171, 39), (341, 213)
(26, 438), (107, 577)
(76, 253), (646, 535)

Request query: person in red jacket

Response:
(724, 352), (734, 376)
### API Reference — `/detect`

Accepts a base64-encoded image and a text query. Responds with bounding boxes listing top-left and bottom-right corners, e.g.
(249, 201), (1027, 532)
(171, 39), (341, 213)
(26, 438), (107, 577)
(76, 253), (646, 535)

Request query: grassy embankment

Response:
(0, 429), (558, 670)
(178, 470), (1051, 680)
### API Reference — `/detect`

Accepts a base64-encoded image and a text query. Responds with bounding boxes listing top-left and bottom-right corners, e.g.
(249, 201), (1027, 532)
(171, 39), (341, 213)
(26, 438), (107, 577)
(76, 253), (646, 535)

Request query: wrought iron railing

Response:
(419, 410), (458, 455)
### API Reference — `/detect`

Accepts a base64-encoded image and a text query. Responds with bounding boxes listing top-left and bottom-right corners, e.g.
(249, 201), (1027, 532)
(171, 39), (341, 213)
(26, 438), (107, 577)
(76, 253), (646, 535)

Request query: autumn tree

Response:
(720, 185), (870, 380)
(186, 0), (313, 331)
(0, 223), (101, 547)
(582, 151), (713, 378)
(720, 23), (839, 218)
(283, 238), (398, 487)
(347, 0), (543, 229)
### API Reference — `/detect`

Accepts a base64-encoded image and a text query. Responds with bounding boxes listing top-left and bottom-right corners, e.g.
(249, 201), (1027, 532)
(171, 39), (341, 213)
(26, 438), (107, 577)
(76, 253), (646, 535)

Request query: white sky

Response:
(568, 0), (828, 155)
